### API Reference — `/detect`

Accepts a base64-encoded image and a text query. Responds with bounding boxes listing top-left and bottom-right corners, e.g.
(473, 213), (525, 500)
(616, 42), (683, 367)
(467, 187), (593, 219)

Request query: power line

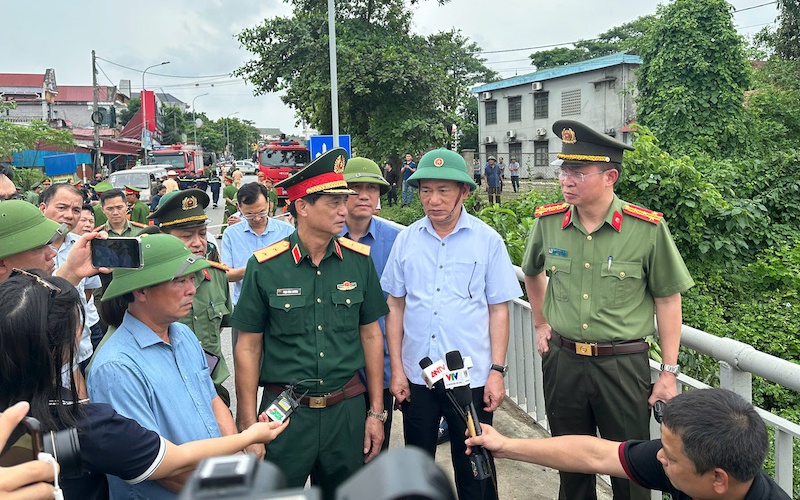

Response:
(95, 56), (233, 79)
(733, 1), (777, 13)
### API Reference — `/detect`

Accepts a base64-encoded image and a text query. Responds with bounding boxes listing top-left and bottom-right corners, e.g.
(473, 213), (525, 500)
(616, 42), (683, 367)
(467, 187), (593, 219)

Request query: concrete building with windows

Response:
(471, 52), (641, 178)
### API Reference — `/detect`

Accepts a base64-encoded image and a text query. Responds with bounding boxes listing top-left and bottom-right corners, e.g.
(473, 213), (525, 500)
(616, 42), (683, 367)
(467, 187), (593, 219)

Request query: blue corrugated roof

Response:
(472, 52), (642, 93)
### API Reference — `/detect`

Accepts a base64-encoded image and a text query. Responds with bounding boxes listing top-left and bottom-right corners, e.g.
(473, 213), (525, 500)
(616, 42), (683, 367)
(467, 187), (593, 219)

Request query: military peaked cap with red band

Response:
(553, 119), (634, 166)
(275, 147), (355, 202)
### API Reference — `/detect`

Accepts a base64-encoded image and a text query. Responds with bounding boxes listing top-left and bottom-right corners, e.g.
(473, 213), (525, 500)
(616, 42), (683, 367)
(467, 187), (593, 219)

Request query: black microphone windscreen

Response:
(419, 357), (433, 369)
(445, 350), (464, 370)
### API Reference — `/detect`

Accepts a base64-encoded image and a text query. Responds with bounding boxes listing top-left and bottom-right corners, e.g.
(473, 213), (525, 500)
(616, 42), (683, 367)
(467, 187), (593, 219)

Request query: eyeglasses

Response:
(241, 210), (270, 220)
(557, 167), (610, 183)
(11, 268), (62, 296)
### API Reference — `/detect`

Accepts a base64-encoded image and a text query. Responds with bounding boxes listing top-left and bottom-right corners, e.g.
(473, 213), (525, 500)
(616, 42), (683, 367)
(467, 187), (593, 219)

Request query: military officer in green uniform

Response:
(521, 120), (695, 500)
(221, 175), (237, 235)
(92, 181), (113, 227)
(99, 188), (142, 237)
(149, 188), (234, 405)
(125, 185), (150, 225)
(232, 148), (388, 499)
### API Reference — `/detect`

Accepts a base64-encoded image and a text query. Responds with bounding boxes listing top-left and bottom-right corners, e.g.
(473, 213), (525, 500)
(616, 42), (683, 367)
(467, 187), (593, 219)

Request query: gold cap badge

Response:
(181, 196), (198, 211)
(334, 155), (345, 174)
(433, 157), (444, 167)
(561, 128), (577, 144)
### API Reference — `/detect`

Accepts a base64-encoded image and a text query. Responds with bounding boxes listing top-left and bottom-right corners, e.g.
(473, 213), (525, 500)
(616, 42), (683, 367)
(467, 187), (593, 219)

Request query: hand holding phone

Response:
(91, 237), (143, 269)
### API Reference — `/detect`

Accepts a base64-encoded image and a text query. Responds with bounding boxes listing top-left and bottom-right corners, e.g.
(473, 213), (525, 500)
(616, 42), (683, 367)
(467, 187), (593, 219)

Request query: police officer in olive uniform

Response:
(232, 148), (388, 499)
(148, 188), (234, 405)
(125, 185), (150, 225)
(521, 120), (695, 500)
(92, 181), (113, 227)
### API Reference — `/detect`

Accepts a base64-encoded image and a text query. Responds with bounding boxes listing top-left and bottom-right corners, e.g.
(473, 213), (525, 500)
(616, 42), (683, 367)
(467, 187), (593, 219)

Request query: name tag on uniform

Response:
(276, 288), (302, 296)
(547, 247), (568, 257)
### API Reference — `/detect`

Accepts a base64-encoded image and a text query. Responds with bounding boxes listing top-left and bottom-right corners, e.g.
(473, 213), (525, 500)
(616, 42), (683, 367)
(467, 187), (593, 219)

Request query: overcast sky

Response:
(4, 0), (778, 134)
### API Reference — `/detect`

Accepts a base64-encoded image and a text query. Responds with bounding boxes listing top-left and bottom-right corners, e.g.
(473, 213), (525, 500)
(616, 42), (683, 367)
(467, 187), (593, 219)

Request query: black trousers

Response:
(402, 383), (497, 500)
(543, 336), (650, 500)
(387, 186), (397, 206)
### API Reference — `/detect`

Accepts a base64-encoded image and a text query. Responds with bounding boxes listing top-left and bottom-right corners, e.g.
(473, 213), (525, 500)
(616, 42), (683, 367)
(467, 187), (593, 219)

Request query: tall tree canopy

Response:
(636, 0), (751, 157)
(234, 0), (495, 160)
(528, 16), (654, 70)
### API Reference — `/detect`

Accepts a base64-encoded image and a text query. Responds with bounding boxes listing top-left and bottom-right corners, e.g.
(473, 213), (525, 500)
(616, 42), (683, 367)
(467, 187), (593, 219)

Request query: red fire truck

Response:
(257, 139), (310, 204)
(150, 143), (203, 174)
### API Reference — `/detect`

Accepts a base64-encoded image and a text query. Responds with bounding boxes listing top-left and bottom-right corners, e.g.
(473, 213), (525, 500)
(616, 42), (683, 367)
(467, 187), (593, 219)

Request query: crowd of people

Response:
(0, 122), (790, 500)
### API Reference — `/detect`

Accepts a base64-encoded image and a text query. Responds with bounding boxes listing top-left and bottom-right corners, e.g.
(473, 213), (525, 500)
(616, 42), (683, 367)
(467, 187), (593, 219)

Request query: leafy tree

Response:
(0, 101), (75, 168)
(118, 98), (140, 127)
(635, 0), (751, 157)
(161, 105), (189, 145)
(235, 0), (495, 160)
(528, 16), (654, 69)
(774, 0), (800, 60)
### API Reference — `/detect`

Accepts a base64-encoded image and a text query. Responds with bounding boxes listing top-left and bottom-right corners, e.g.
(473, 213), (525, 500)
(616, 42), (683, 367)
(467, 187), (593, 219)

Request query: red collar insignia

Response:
(561, 209), (572, 229)
(334, 240), (343, 260)
(611, 211), (623, 232)
(291, 244), (302, 265)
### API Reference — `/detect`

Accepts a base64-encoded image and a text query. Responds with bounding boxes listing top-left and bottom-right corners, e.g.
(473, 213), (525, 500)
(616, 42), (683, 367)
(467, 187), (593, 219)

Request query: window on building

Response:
(507, 96), (521, 122)
(533, 92), (549, 120)
(561, 89), (581, 116)
(485, 100), (497, 125)
(534, 141), (549, 167)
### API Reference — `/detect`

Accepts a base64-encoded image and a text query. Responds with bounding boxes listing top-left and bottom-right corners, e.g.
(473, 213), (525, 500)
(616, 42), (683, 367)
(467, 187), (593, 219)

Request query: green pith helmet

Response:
(407, 149), (477, 192)
(343, 157), (390, 195)
(93, 181), (113, 194)
(0, 201), (63, 259)
(101, 234), (210, 300)
(150, 188), (210, 229)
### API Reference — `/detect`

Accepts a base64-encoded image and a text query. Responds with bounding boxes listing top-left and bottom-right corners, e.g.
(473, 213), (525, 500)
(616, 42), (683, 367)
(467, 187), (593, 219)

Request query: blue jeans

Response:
(402, 179), (415, 205)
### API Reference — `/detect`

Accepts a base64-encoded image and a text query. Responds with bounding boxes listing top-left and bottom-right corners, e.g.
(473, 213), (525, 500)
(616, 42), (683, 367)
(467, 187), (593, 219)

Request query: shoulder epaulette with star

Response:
(338, 237), (371, 256)
(254, 240), (290, 263)
(206, 260), (229, 271)
(130, 221), (148, 228)
(622, 204), (663, 224)
(534, 202), (570, 218)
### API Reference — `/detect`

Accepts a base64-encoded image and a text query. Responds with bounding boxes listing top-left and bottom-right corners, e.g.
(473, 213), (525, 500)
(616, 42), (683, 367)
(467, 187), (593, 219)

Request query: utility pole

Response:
(92, 50), (101, 178)
(327, 0), (340, 147)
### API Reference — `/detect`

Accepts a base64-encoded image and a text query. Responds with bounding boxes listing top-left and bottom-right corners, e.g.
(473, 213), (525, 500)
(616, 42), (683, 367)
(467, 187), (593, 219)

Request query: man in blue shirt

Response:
(339, 157), (400, 449)
(221, 182), (295, 350)
(484, 156), (501, 205)
(88, 234), (238, 499)
(382, 149), (522, 500)
(400, 153), (417, 207)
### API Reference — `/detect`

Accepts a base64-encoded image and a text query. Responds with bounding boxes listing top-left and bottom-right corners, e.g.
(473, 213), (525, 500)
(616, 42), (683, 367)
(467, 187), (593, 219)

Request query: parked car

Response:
(108, 165), (168, 202)
(234, 160), (257, 175)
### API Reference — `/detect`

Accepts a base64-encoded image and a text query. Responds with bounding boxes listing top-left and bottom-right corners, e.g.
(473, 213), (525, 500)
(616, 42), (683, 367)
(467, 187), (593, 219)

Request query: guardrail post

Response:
(774, 429), (794, 495)
(719, 360), (752, 403)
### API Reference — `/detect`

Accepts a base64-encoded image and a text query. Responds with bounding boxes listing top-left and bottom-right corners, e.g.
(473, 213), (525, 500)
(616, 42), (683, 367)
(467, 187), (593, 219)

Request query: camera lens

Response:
(44, 428), (83, 478)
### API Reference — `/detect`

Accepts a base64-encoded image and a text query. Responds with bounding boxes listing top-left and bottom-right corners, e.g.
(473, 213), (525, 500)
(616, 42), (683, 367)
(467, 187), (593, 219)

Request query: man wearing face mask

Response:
(338, 157), (400, 449)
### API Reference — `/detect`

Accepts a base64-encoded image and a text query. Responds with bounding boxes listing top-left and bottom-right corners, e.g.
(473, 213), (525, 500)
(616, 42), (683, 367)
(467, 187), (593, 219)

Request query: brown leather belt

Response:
(555, 332), (649, 357)
(265, 373), (366, 409)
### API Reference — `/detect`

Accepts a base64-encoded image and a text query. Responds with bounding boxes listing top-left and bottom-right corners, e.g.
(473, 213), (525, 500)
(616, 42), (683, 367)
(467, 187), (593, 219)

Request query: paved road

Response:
(211, 175), (612, 498)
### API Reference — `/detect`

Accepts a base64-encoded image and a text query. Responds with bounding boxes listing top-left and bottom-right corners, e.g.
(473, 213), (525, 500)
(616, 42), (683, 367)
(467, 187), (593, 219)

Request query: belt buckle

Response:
(308, 396), (327, 408)
(575, 342), (598, 356)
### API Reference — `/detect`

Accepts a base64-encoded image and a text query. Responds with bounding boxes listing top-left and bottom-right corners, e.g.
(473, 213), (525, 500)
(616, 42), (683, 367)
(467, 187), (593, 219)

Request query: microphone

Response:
(445, 351), (480, 438)
(419, 357), (448, 392)
(444, 350), (493, 482)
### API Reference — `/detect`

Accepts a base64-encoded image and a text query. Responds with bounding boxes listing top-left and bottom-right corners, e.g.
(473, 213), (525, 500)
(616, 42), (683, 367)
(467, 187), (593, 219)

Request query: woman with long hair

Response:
(0, 269), (287, 499)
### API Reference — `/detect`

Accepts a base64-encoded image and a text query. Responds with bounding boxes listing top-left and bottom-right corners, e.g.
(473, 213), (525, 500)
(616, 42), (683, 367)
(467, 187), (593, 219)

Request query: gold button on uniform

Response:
(319, 352), (325, 357)
(317, 325), (323, 331)
(582, 323), (588, 330)
(317, 298), (322, 303)
(582, 294), (589, 299)
(587, 235), (593, 241)
(317, 270), (322, 276)
(584, 262), (590, 269)
(551, 265), (556, 271)
(345, 298), (351, 304)
(619, 272), (626, 278)
(285, 303), (290, 309)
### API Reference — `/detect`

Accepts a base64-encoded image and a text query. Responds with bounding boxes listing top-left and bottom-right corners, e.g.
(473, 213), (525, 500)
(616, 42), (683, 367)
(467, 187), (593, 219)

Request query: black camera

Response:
(180, 448), (456, 500)
(0, 416), (82, 478)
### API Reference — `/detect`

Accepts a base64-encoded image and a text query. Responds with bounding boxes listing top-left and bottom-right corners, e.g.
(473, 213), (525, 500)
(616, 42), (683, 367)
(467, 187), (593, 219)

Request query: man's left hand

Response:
(55, 231), (110, 286)
(363, 417), (384, 463)
(648, 372), (678, 407)
(483, 371), (506, 412)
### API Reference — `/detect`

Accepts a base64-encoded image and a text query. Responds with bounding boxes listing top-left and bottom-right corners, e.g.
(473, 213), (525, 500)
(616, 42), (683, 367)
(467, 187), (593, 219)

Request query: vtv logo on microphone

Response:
(444, 368), (471, 389)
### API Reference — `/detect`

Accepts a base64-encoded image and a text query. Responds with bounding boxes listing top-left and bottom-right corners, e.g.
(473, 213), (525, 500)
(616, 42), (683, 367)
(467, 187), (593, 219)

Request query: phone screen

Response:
(91, 237), (143, 269)
(0, 416), (42, 466)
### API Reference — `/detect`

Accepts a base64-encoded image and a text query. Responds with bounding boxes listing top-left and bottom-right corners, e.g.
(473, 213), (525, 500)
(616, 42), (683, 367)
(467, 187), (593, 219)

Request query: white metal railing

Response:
(505, 290), (800, 498)
(379, 217), (799, 496)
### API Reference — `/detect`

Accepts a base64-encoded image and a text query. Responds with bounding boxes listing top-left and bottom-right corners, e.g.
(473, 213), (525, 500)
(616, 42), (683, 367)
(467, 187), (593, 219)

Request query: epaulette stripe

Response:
(206, 260), (229, 271)
(338, 237), (371, 256)
(534, 202), (570, 218)
(254, 240), (291, 263)
(622, 204), (663, 224)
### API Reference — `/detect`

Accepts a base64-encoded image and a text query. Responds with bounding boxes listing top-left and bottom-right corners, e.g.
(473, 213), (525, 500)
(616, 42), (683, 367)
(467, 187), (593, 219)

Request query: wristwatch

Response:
(367, 409), (388, 423)
(660, 363), (681, 375)
(490, 364), (508, 377)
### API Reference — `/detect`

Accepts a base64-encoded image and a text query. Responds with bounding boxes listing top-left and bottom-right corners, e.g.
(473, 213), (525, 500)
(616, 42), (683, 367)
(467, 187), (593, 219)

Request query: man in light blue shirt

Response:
(381, 149), (522, 500)
(221, 182), (294, 350)
(88, 234), (237, 499)
(338, 157), (400, 449)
